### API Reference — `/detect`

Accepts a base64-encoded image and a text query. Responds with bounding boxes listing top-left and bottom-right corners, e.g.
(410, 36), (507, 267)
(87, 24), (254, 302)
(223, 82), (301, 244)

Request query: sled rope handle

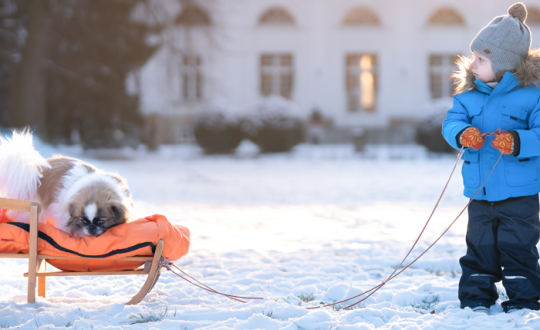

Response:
(159, 259), (263, 303)
(309, 129), (504, 310)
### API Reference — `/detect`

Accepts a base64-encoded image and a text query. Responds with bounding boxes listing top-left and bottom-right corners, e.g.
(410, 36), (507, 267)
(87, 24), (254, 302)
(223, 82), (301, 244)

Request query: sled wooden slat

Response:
(0, 254), (31, 258)
(38, 276), (46, 298)
(0, 254), (153, 261)
(38, 255), (154, 261)
(0, 197), (41, 213)
(38, 261), (46, 298)
(0, 197), (163, 305)
(126, 240), (164, 305)
(27, 204), (39, 303)
(24, 269), (149, 277)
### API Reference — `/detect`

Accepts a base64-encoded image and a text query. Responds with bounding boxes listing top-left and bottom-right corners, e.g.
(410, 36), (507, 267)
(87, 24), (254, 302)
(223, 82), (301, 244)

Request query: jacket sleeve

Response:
(442, 95), (472, 150)
(514, 97), (540, 158)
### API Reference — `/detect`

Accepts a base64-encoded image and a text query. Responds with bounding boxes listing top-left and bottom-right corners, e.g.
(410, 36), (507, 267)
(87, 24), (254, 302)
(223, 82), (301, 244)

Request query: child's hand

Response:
(460, 127), (485, 149)
(491, 131), (514, 155)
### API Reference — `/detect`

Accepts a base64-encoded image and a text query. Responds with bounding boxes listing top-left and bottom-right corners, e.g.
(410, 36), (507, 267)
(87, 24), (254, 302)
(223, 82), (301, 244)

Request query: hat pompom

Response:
(508, 2), (527, 23)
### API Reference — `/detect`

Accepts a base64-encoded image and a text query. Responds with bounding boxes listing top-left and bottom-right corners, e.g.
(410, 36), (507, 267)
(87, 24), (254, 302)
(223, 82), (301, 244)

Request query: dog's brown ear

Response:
(69, 203), (76, 218)
(110, 204), (125, 222)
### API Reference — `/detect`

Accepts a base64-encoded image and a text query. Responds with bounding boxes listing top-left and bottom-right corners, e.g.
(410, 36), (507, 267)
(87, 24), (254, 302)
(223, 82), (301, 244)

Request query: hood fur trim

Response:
(515, 48), (540, 88)
(452, 55), (475, 95)
(452, 48), (540, 95)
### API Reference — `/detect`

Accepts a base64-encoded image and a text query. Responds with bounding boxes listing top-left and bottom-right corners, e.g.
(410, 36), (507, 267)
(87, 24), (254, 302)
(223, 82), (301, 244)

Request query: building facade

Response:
(134, 0), (540, 143)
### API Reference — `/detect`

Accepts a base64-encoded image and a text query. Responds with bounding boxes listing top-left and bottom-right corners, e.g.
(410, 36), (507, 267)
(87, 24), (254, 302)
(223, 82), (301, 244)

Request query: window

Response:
(182, 55), (202, 101)
(429, 54), (458, 99)
(346, 54), (377, 112)
(343, 7), (380, 26)
(528, 7), (540, 25)
(428, 8), (465, 25)
(260, 54), (293, 99)
(259, 8), (295, 25)
(175, 5), (211, 26)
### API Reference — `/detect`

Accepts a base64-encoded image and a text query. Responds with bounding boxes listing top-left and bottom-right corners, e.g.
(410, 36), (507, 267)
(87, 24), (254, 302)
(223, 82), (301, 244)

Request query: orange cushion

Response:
(0, 214), (190, 272)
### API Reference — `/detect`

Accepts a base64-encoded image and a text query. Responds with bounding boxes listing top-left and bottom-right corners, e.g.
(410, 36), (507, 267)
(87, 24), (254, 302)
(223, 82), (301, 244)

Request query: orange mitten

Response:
(460, 127), (485, 150)
(491, 131), (514, 155)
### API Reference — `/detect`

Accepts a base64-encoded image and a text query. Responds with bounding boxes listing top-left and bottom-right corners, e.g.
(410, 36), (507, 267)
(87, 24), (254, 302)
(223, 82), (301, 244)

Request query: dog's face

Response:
(67, 181), (132, 237)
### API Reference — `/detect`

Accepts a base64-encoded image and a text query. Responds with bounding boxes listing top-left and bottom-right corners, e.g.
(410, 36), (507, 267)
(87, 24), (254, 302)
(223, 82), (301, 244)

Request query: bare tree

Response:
(13, 0), (51, 138)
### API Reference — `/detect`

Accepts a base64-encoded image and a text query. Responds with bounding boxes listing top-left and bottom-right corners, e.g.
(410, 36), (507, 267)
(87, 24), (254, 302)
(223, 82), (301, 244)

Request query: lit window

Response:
(346, 54), (377, 112)
(428, 8), (465, 25)
(175, 5), (211, 26)
(528, 7), (540, 25)
(260, 54), (293, 99)
(259, 8), (295, 25)
(343, 7), (380, 26)
(429, 54), (458, 99)
(182, 55), (202, 101)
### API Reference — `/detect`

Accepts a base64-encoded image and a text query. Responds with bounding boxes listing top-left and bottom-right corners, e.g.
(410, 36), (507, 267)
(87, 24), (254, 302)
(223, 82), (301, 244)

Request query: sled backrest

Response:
(0, 197), (41, 214)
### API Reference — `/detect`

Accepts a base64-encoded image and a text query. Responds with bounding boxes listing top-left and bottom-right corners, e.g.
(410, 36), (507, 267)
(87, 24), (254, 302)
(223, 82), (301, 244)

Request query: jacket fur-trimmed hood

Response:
(452, 48), (540, 94)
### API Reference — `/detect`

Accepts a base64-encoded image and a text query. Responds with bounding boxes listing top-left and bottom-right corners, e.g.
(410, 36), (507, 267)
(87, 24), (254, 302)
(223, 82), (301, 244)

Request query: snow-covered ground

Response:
(1, 140), (540, 329)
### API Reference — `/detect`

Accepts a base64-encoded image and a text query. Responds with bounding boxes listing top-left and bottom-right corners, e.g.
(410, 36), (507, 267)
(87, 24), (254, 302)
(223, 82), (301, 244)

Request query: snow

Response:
(243, 96), (303, 133)
(194, 102), (241, 132)
(2, 140), (540, 329)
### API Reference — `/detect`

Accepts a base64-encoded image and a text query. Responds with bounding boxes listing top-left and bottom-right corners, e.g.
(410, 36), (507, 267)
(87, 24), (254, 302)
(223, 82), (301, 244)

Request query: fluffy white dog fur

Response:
(0, 131), (134, 236)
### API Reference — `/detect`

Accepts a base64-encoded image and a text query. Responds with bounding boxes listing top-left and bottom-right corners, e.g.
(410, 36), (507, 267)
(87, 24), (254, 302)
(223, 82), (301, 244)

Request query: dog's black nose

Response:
(87, 225), (101, 236)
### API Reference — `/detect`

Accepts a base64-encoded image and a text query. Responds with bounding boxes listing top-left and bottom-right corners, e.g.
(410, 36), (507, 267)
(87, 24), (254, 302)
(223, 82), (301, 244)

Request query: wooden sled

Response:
(0, 197), (164, 304)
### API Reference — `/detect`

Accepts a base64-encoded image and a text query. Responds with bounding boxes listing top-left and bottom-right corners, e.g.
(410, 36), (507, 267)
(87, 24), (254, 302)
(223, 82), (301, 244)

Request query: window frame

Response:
(175, 4), (212, 27)
(260, 53), (294, 99)
(427, 8), (465, 26)
(181, 55), (203, 102)
(428, 54), (458, 99)
(345, 54), (378, 113)
(258, 7), (295, 26)
(342, 7), (381, 26)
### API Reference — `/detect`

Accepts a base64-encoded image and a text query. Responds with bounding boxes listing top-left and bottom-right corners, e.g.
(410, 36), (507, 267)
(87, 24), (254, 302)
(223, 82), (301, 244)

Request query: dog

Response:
(0, 131), (134, 236)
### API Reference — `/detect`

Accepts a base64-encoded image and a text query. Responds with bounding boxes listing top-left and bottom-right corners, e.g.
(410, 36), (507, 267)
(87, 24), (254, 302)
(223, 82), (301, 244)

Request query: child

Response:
(442, 2), (540, 314)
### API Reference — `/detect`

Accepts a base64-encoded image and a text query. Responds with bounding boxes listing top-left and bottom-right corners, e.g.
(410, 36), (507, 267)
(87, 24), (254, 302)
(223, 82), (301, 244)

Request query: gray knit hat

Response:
(470, 2), (531, 74)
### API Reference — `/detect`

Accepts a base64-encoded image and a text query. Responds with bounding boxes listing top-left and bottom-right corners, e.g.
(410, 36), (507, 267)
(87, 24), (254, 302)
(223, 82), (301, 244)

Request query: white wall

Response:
(137, 0), (540, 130)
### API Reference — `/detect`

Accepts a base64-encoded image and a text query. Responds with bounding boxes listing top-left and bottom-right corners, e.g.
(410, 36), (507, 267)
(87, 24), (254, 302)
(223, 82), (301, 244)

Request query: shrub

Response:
(193, 105), (243, 154)
(415, 99), (456, 153)
(243, 96), (304, 153)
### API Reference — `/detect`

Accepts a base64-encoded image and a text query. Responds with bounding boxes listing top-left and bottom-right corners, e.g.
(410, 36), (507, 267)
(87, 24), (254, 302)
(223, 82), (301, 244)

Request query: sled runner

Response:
(0, 197), (190, 304)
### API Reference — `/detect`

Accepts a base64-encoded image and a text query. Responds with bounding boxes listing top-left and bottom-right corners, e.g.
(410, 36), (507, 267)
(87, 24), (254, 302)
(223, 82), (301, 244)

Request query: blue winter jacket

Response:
(442, 53), (540, 201)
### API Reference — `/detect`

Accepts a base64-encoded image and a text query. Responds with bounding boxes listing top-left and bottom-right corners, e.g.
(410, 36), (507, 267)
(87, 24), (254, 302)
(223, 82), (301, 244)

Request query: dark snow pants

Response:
(459, 194), (540, 312)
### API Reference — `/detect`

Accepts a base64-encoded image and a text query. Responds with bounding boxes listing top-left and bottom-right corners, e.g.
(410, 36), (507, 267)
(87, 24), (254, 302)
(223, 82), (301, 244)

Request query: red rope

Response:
(160, 259), (264, 303)
(171, 263), (263, 301)
(310, 143), (503, 310)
